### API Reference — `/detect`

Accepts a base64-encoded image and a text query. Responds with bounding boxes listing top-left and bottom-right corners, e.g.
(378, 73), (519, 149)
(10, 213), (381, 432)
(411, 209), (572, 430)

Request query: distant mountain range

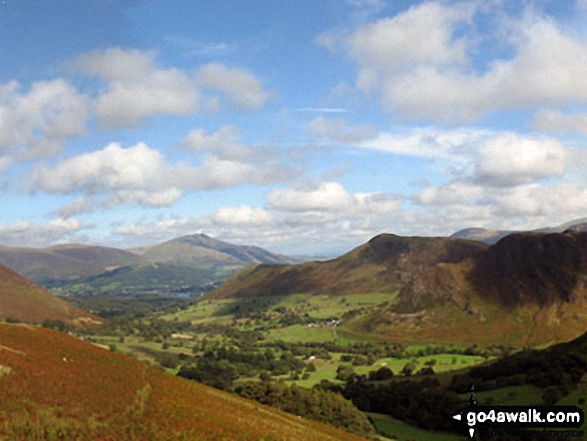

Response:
(0, 234), (295, 295)
(450, 217), (587, 243)
(210, 229), (587, 346)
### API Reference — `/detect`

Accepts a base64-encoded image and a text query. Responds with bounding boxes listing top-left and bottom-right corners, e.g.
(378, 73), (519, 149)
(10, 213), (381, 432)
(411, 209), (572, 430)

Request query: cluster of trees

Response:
(318, 375), (462, 432)
(177, 347), (309, 389)
(451, 348), (587, 397)
(234, 381), (375, 437)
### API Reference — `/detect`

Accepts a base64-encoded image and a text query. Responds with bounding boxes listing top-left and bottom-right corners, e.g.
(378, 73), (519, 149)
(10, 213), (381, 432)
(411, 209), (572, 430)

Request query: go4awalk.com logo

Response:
(452, 389), (585, 438)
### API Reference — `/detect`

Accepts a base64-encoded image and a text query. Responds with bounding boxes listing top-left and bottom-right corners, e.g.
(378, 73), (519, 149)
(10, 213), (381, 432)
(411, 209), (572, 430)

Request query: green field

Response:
(368, 413), (466, 441)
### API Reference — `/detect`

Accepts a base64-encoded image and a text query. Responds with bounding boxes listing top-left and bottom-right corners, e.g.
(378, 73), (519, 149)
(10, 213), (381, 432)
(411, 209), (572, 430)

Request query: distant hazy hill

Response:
(0, 234), (294, 295)
(450, 217), (587, 244)
(137, 233), (294, 267)
(0, 244), (142, 282)
(210, 231), (587, 346)
(0, 263), (100, 326)
(0, 323), (365, 440)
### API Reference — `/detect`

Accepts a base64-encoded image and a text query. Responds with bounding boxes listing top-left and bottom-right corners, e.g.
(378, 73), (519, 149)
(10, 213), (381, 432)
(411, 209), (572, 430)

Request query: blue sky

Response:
(2, 0), (587, 255)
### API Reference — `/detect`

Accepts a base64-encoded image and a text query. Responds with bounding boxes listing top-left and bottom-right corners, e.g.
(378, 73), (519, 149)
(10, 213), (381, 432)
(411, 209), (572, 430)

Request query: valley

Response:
(3, 228), (587, 439)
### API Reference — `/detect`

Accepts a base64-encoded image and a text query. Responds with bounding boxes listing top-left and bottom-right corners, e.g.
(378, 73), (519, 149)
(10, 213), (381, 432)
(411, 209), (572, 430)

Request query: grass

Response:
(163, 293), (396, 326)
(267, 324), (337, 343)
(367, 413), (466, 441)
(469, 385), (545, 406)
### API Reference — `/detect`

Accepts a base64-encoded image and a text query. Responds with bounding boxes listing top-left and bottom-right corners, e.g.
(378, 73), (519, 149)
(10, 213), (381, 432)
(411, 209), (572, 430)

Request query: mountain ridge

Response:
(209, 230), (587, 346)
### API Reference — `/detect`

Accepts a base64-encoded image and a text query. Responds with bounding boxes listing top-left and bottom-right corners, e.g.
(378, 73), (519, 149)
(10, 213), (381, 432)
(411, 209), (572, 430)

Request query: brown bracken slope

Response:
(0, 323), (366, 441)
(0, 262), (100, 327)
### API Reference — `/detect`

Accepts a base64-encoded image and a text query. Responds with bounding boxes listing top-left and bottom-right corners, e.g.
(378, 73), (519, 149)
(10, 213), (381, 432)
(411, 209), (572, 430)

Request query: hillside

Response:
(0, 244), (142, 282)
(0, 235), (294, 295)
(210, 231), (587, 346)
(0, 323), (365, 440)
(210, 234), (487, 298)
(0, 263), (100, 326)
(138, 233), (294, 267)
(361, 231), (587, 345)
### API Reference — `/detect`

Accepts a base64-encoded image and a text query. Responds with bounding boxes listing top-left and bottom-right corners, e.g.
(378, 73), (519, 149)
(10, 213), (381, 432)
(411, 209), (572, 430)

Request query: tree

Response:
(336, 365), (356, 382)
(401, 361), (418, 376)
(368, 366), (394, 381)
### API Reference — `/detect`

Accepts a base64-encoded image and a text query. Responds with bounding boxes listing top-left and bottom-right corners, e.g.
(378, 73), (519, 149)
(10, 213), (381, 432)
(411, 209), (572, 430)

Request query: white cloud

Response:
(360, 127), (488, 159)
(30, 141), (294, 211)
(414, 180), (484, 206)
(267, 181), (400, 216)
(346, 2), (471, 72)
(110, 184), (402, 254)
(195, 62), (274, 110)
(487, 184), (587, 219)
(324, 2), (587, 121)
(0, 79), (89, 160)
(211, 205), (273, 225)
(307, 116), (377, 144)
(74, 48), (199, 128)
(267, 182), (356, 212)
(0, 218), (90, 247)
(177, 125), (260, 161)
(475, 134), (566, 186)
(531, 109), (587, 134)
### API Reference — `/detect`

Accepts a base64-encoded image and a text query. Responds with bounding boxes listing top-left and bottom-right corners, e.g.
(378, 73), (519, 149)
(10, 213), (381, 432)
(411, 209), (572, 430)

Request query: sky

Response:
(2, 0), (587, 255)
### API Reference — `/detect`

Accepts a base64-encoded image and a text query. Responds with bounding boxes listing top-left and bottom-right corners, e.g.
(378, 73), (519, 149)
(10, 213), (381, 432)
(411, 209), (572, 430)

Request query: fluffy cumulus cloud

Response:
(30, 142), (183, 207)
(475, 134), (566, 186)
(111, 181), (402, 254)
(195, 62), (274, 110)
(177, 125), (263, 162)
(0, 218), (90, 247)
(73, 48), (273, 128)
(267, 181), (401, 217)
(74, 48), (199, 128)
(0, 79), (89, 159)
(211, 205), (273, 225)
(321, 1), (587, 121)
(414, 180), (484, 206)
(30, 141), (294, 214)
(307, 116), (377, 144)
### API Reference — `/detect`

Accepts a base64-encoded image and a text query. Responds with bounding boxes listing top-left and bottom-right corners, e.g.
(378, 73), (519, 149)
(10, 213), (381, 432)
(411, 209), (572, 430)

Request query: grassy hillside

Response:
(139, 233), (294, 267)
(0, 244), (142, 282)
(0, 263), (100, 327)
(0, 235), (294, 296)
(209, 231), (587, 346)
(0, 323), (367, 440)
(211, 234), (487, 298)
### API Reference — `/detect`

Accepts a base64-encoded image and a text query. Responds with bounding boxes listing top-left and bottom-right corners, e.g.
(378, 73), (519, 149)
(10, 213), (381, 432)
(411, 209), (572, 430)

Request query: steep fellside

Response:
(139, 233), (294, 267)
(471, 231), (587, 305)
(0, 324), (365, 441)
(210, 234), (488, 298)
(359, 231), (587, 346)
(0, 263), (100, 326)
